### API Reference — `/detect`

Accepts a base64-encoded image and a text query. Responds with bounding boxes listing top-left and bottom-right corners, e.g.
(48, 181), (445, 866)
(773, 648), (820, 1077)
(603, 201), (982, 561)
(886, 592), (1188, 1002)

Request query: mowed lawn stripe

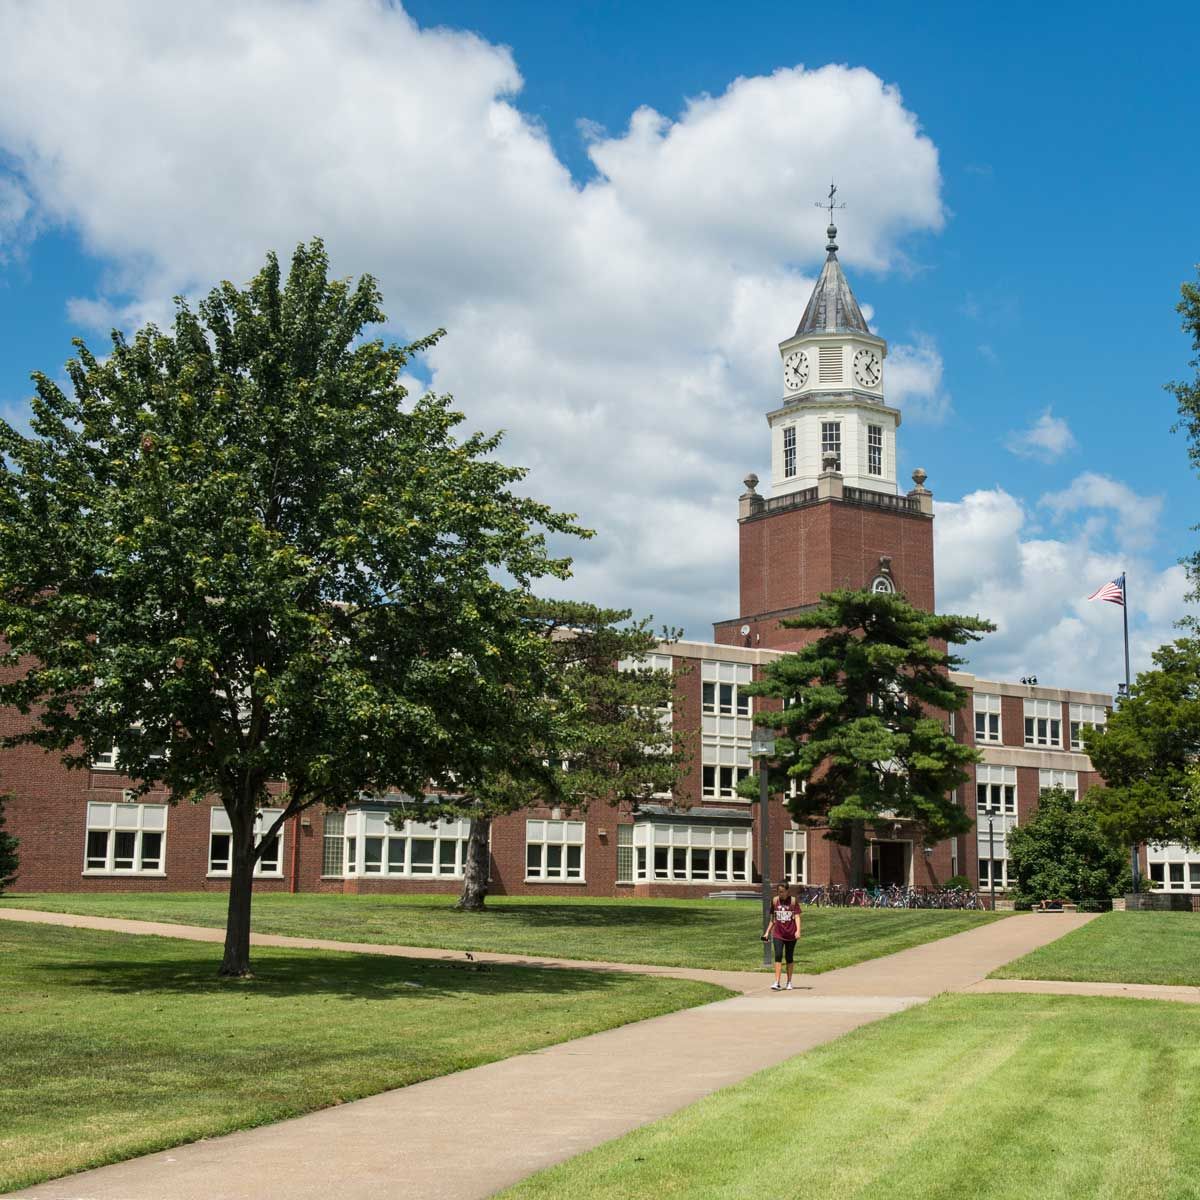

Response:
(992, 911), (1200, 986)
(0, 891), (1005, 973)
(499, 995), (1200, 1200)
(0, 922), (727, 1195)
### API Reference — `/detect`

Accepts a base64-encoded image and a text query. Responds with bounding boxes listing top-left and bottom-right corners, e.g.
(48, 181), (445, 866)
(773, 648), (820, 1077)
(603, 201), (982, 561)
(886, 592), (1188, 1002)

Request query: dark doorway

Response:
(873, 841), (907, 887)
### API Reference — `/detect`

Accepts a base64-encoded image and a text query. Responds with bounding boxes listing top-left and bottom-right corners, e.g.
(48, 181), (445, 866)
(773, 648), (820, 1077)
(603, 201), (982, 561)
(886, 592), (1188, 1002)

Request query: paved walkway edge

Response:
(967, 977), (1200, 1003)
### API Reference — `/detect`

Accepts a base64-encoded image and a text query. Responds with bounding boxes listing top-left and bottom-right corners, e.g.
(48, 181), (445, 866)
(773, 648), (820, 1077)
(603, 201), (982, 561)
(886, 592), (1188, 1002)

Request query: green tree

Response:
(744, 589), (994, 885)
(1082, 637), (1200, 848)
(0, 240), (585, 976)
(0, 797), (18, 893)
(1170, 267), (1200, 592)
(1008, 787), (1129, 911)
(442, 599), (685, 911)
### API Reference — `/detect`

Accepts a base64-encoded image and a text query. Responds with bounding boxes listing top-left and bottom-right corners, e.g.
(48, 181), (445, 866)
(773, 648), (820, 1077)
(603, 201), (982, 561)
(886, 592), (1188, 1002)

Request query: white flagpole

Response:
(1121, 571), (1139, 894)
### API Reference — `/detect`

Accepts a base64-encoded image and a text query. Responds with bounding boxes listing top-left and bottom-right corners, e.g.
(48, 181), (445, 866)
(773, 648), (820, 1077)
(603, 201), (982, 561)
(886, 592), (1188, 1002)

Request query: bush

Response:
(0, 796), (18, 893)
(943, 875), (972, 891)
(1008, 788), (1129, 912)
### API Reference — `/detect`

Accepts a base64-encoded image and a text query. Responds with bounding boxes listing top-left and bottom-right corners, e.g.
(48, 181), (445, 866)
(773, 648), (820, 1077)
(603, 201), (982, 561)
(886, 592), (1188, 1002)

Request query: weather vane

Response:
(815, 181), (845, 223)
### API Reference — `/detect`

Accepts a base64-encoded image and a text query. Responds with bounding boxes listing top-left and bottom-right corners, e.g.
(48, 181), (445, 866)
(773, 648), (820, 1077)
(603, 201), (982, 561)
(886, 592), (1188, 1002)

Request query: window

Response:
(632, 823), (751, 883)
(702, 660), (753, 800)
(1069, 703), (1106, 750)
(1146, 844), (1200, 891)
(976, 765), (1016, 815)
(84, 801), (166, 874)
(867, 424), (883, 476)
(870, 575), (894, 594)
(616, 823), (634, 884)
(973, 693), (1001, 743)
(526, 819), (585, 881)
(1039, 769), (1078, 799)
(784, 829), (807, 885)
(978, 858), (1013, 889)
(208, 807), (285, 877)
(322, 811), (345, 876)
(782, 425), (797, 479)
(91, 746), (119, 770)
(1023, 699), (1062, 748)
(818, 345), (842, 383)
(820, 421), (841, 471)
(341, 810), (470, 878)
(702, 763), (751, 800)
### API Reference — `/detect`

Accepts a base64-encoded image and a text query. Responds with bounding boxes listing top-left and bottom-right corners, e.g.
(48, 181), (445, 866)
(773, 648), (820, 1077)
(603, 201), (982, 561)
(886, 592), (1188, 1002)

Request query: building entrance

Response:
(872, 841), (908, 887)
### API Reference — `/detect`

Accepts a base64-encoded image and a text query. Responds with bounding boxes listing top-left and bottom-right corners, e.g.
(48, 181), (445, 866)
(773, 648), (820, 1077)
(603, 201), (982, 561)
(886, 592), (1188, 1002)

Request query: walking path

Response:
(3, 907), (1095, 1200)
(967, 977), (1200, 1003)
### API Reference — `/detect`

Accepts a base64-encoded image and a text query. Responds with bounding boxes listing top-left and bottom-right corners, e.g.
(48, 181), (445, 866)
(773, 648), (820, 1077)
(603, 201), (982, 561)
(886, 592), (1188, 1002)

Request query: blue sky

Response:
(0, 0), (1197, 691)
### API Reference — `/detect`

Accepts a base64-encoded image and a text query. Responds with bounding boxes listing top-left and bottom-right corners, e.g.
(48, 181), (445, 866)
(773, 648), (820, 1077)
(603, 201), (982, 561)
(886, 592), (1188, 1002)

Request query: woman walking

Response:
(762, 882), (802, 990)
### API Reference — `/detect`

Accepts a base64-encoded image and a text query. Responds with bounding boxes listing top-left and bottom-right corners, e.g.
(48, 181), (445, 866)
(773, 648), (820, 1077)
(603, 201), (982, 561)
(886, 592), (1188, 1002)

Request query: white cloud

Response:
(936, 476), (1193, 693)
(0, 1), (945, 639)
(1005, 409), (1078, 463)
(885, 335), (952, 424)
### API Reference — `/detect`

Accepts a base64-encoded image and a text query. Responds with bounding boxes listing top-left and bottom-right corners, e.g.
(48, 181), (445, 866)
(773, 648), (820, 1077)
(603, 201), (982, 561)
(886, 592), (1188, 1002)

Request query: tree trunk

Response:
(220, 812), (257, 978)
(455, 815), (491, 912)
(849, 820), (866, 888)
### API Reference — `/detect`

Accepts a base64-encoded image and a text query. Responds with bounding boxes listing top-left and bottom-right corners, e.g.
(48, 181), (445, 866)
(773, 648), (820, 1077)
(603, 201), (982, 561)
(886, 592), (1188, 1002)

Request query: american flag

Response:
(1087, 574), (1125, 606)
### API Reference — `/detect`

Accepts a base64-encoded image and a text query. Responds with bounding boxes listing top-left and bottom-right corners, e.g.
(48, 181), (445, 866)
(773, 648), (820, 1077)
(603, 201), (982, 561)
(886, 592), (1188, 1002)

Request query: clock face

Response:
(853, 348), (882, 389)
(783, 349), (809, 391)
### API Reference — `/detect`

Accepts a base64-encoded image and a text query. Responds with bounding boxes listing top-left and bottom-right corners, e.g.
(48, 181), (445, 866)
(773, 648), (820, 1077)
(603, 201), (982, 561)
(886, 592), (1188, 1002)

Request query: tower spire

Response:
(815, 181), (845, 254)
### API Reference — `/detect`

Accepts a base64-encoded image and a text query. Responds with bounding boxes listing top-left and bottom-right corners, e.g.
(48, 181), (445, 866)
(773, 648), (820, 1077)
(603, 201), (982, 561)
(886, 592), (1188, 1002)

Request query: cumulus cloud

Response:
(936, 475), (1193, 693)
(1006, 409), (1078, 463)
(0, 0), (945, 638)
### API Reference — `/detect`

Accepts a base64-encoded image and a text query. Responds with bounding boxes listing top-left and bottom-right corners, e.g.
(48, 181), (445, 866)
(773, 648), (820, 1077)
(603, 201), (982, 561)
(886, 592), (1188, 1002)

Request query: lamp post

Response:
(751, 728), (776, 967)
(985, 805), (1000, 910)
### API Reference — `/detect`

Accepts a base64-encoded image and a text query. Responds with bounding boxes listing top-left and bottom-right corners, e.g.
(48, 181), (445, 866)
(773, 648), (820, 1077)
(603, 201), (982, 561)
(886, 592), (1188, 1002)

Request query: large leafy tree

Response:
(1170, 267), (1200, 591)
(1082, 637), (1200, 848)
(744, 589), (994, 885)
(1008, 787), (1129, 911)
(0, 797), (17, 893)
(440, 599), (685, 911)
(0, 240), (584, 975)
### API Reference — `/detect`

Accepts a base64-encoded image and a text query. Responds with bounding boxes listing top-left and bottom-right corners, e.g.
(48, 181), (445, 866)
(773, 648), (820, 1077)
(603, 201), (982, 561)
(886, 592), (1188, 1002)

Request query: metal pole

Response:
(988, 810), (996, 911)
(1122, 572), (1139, 895)
(760, 762), (772, 967)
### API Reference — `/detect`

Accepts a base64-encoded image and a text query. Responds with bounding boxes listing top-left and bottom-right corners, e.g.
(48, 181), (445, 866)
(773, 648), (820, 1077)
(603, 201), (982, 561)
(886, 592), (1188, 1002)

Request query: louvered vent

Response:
(818, 346), (842, 383)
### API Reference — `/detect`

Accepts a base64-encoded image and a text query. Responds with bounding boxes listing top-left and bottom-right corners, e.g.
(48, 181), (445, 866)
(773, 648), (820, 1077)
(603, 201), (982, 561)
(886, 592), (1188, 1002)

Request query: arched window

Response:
(871, 575), (895, 594)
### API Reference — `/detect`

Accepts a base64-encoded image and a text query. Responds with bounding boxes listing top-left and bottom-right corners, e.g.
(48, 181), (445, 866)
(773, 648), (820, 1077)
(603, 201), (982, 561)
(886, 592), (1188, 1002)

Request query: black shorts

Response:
(773, 937), (796, 964)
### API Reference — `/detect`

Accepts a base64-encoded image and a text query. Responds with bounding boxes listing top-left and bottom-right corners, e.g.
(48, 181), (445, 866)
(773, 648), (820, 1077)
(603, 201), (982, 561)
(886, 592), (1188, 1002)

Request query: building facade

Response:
(6, 221), (1182, 899)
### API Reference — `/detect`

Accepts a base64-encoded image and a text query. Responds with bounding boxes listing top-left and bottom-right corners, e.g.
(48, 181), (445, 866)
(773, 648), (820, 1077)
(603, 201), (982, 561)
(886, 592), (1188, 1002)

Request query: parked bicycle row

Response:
(795, 884), (986, 910)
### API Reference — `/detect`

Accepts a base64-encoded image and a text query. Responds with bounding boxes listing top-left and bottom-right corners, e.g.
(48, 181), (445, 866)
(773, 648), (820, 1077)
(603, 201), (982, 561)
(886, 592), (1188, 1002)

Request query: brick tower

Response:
(714, 220), (935, 651)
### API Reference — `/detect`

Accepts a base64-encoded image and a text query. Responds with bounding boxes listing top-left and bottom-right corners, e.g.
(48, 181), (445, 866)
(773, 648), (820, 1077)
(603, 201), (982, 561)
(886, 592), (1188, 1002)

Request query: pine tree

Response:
(744, 589), (994, 885)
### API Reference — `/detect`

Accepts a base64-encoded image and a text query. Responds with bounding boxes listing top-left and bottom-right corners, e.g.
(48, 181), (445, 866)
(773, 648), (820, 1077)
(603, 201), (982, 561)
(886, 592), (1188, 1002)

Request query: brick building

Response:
(7, 220), (1184, 900)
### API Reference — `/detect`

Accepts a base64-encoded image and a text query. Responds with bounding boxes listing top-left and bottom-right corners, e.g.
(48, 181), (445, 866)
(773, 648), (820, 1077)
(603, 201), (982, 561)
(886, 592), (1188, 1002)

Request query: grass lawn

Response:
(992, 911), (1200, 986)
(500, 993), (1200, 1200)
(0, 923), (726, 1194)
(0, 891), (1005, 973)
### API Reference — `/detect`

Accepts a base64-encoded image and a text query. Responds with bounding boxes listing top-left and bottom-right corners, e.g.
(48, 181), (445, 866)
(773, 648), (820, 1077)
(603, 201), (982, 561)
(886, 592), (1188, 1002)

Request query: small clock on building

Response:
(853, 348), (882, 388)
(783, 349), (809, 390)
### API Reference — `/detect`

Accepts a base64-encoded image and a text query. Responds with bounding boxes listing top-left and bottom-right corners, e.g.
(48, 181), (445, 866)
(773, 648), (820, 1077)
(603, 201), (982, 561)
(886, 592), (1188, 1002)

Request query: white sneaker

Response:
(786, 982), (794, 990)
(770, 982), (782, 990)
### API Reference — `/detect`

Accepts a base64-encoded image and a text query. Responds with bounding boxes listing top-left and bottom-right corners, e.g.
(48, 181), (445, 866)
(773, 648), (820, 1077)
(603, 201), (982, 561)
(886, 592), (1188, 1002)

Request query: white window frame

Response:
(1023, 699), (1062, 748)
(867, 424), (883, 476)
(784, 828), (807, 885)
(1145, 844), (1200, 892)
(976, 764), (1017, 814)
(702, 660), (752, 799)
(1038, 769), (1078, 799)
(208, 806), (285, 878)
(322, 811), (345, 877)
(978, 857), (1015, 890)
(343, 810), (470, 879)
(783, 425), (797, 479)
(83, 801), (167, 875)
(973, 693), (1002, 744)
(525, 819), (586, 882)
(1069, 703), (1106, 750)
(820, 420), (842, 471)
(632, 823), (751, 883)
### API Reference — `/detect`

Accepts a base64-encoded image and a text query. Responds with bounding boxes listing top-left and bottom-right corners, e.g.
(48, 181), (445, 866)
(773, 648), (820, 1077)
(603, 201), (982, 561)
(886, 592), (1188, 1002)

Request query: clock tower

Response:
(714, 220), (936, 651)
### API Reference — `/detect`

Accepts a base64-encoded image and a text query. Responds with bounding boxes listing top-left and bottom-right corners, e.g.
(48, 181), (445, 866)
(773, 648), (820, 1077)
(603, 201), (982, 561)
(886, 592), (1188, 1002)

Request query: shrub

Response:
(0, 796), (18, 893)
(943, 875), (972, 891)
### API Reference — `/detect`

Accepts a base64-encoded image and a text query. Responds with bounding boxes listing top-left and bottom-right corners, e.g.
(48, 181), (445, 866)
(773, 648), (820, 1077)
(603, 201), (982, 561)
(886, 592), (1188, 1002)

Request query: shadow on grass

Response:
(407, 901), (746, 930)
(33, 946), (662, 1002)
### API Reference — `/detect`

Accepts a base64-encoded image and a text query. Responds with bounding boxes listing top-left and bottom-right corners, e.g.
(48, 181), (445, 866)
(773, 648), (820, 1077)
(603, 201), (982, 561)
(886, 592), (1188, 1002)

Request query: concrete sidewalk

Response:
(2, 907), (1094, 1200)
(967, 977), (1200, 1003)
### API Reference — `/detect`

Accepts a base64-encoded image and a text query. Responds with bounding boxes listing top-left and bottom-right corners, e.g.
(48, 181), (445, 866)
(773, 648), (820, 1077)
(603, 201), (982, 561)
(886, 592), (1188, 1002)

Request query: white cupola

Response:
(766, 222), (901, 498)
